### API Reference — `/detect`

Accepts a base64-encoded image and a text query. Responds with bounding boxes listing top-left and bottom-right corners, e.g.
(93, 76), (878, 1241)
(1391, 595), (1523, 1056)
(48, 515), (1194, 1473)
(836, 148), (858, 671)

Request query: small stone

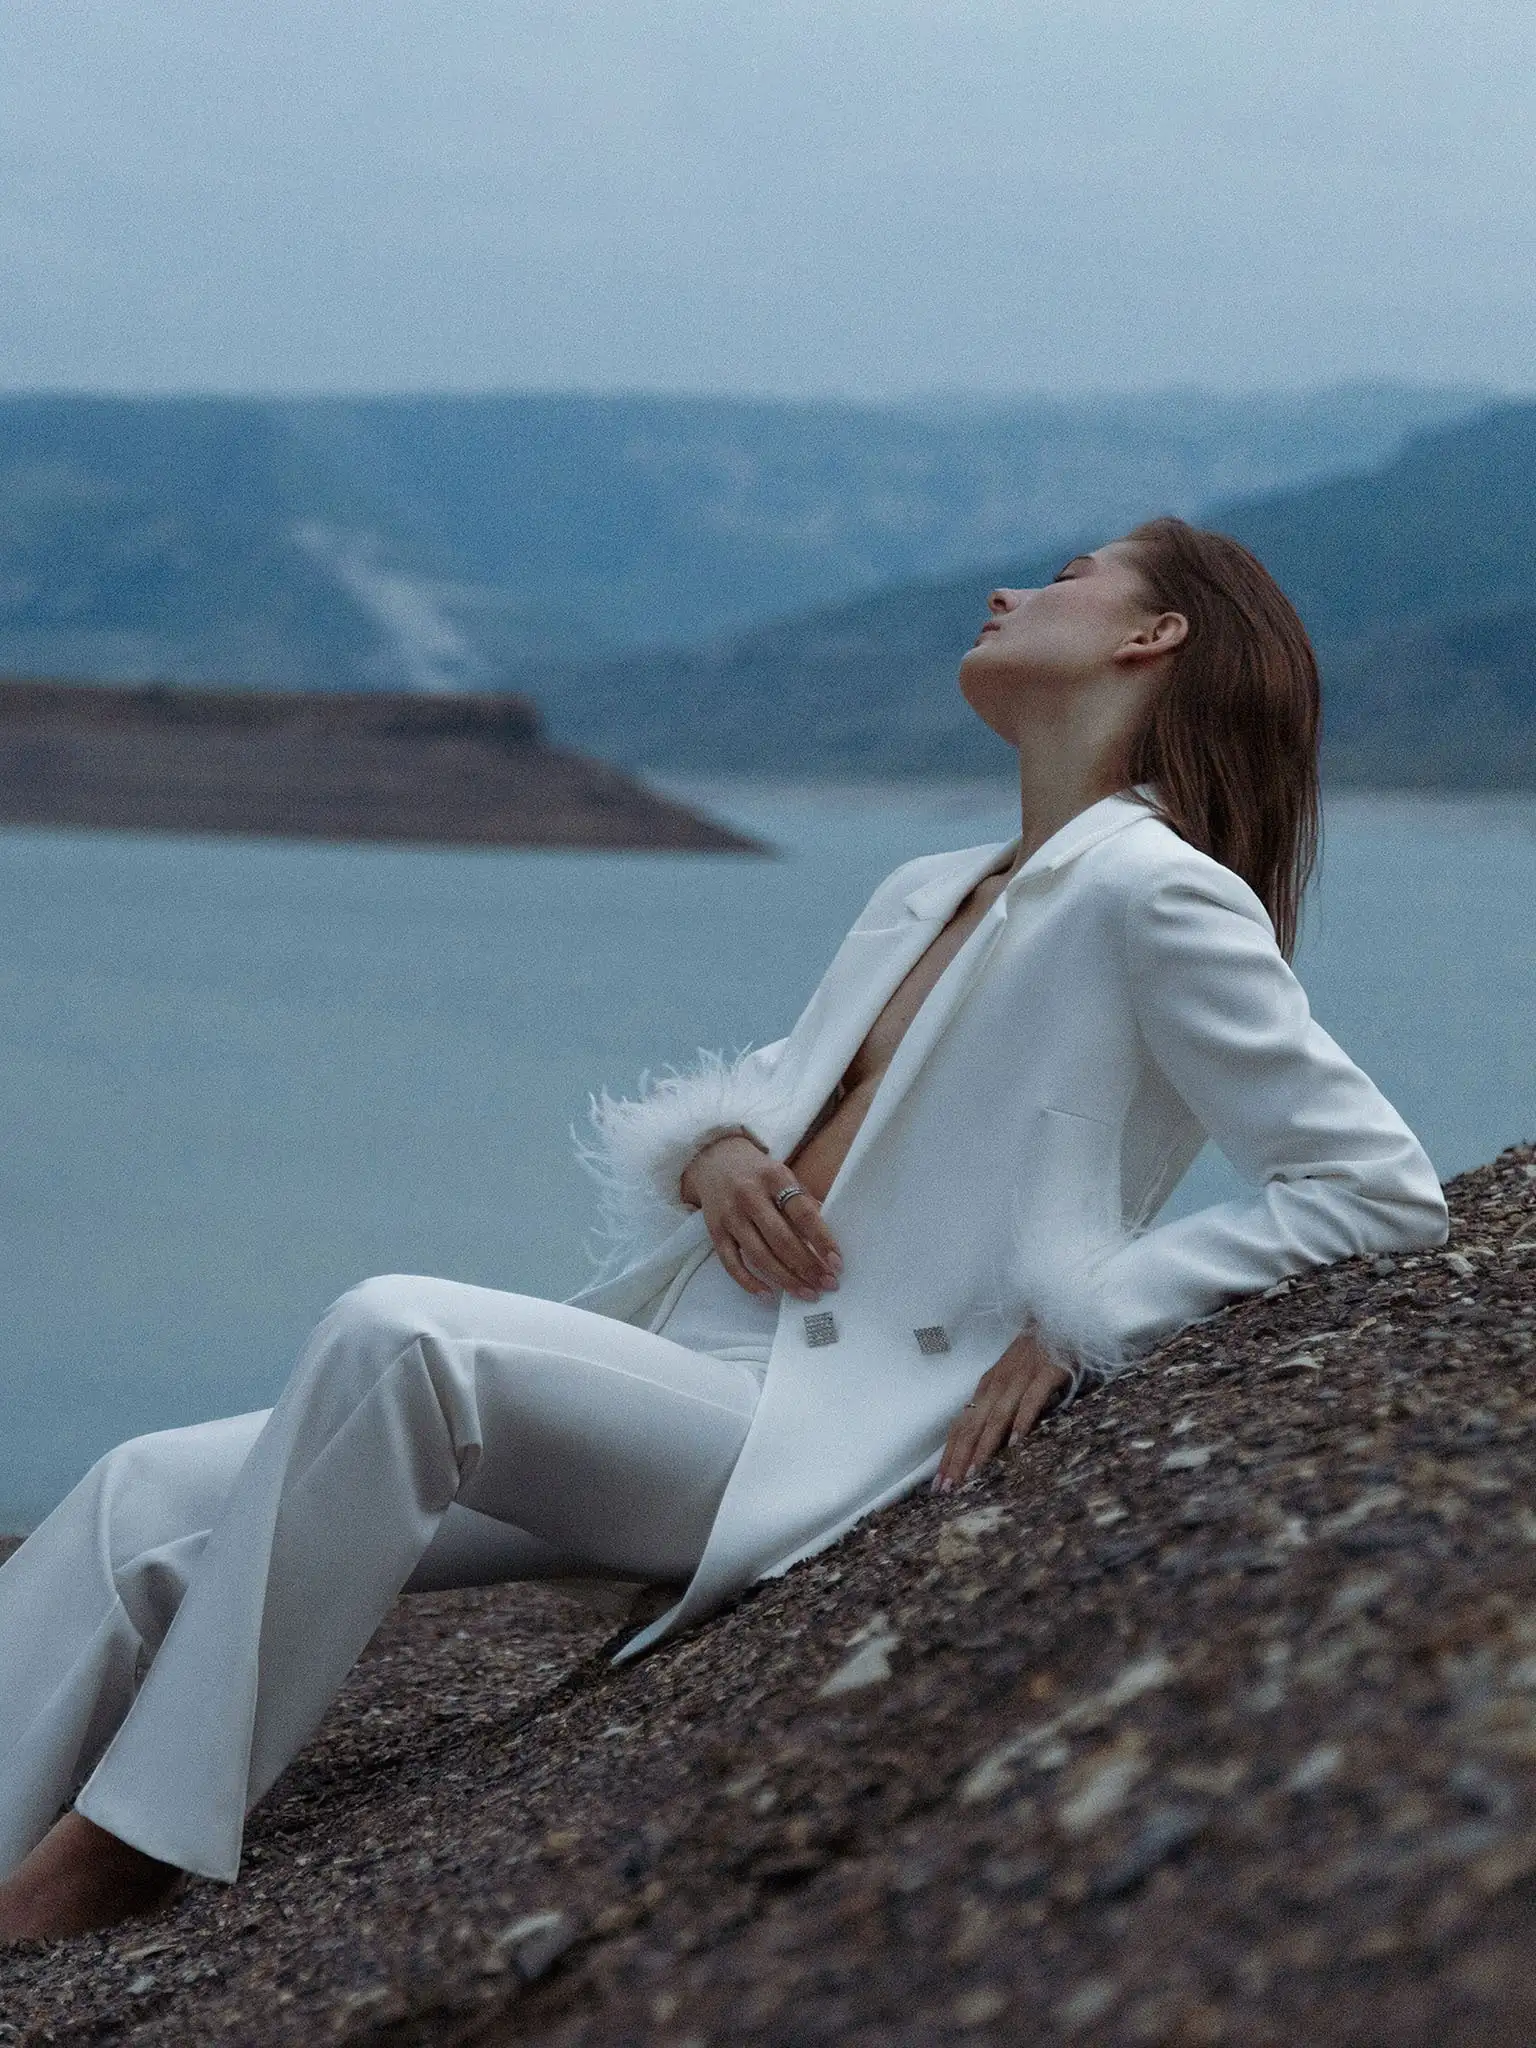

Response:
(949, 1505), (1007, 1539)
(118, 1936), (177, 1964)
(1268, 1353), (1321, 1379)
(479, 1909), (575, 1981)
(936, 1506), (1008, 1564)
(819, 1617), (900, 1696)
(1320, 1485), (1403, 1535)
(1057, 1977), (1118, 2030)
(1443, 1251), (1477, 1280)
(1162, 1445), (1214, 1471)
(1330, 1569), (1393, 1614)
(980, 1854), (1049, 1896)
(954, 1986), (1009, 2027)
(1090, 1803), (1207, 1897)
(590, 1901), (636, 1935)
(957, 1732), (1035, 1804)
(335, 1986), (405, 2021)
(1288, 1744), (1342, 1792)
(1098, 1650), (1175, 1711)
(125, 1974), (157, 1997)
(1372, 1256), (1397, 1276)
(1058, 1740), (1146, 1834)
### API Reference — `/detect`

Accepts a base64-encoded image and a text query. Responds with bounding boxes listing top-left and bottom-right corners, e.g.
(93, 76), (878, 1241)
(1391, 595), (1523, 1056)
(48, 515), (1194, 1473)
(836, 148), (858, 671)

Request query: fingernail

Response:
(829, 1254), (843, 1275)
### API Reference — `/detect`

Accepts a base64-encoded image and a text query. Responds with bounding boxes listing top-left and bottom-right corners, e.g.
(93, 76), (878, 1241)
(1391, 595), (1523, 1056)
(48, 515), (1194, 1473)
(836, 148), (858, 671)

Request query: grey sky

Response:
(2, 0), (1533, 399)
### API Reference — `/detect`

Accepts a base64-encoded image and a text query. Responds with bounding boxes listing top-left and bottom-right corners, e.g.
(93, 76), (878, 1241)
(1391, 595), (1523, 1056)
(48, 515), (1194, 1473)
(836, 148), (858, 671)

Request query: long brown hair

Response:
(1120, 516), (1321, 960)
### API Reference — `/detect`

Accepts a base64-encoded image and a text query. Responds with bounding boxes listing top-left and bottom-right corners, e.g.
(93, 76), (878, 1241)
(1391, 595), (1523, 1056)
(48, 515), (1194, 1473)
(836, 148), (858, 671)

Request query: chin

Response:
(956, 660), (1015, 746)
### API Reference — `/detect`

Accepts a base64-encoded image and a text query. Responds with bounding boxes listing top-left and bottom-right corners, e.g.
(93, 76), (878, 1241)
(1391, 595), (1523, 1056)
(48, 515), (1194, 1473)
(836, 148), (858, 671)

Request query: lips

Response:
(972, 621), (1001, 646)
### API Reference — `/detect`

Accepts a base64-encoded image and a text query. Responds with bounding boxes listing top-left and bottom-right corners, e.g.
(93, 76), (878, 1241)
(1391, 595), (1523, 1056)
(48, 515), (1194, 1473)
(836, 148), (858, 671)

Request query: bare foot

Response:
(0, 1813), (183, 1943)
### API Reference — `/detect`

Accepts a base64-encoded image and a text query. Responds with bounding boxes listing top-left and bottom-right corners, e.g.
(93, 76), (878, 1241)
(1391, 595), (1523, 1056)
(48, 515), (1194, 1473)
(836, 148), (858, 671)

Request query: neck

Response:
(1004, 682), (1137, 874)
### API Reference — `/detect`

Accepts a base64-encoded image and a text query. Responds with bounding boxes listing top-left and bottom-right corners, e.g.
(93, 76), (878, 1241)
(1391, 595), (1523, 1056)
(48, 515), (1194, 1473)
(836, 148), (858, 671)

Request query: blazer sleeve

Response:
(574, 1036), (799, 1268)
(1056, 860), (1449, 1377)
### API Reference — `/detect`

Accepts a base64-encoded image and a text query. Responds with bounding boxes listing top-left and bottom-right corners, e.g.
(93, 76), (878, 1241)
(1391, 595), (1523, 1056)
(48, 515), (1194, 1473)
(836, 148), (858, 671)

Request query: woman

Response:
(0, 519), (1447, 1940)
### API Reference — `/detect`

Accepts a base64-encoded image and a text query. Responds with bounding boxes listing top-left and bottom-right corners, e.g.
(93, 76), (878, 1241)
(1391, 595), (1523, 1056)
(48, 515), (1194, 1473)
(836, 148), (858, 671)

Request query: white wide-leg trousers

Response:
(0, 1273), (763, 1884)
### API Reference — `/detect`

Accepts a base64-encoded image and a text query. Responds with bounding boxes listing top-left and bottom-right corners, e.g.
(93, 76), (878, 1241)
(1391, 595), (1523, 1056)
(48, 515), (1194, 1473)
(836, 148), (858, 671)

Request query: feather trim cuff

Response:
(574, 1043), (797, 1277)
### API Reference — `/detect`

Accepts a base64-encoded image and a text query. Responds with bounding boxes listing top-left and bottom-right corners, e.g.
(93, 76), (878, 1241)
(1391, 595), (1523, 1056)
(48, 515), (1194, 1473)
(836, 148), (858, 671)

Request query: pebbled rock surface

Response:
(2, 1143), (1534, 2047)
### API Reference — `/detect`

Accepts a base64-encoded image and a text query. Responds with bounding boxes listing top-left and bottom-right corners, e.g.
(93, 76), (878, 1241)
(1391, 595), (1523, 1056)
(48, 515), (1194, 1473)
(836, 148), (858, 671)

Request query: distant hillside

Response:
(0, 385), (1482, 694)
(521, 401), (1536, 786)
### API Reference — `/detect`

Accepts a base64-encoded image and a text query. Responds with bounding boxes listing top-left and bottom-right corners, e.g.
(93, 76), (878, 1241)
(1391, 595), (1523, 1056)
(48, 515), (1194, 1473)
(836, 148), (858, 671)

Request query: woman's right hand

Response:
(679, 1135), (843, 1303)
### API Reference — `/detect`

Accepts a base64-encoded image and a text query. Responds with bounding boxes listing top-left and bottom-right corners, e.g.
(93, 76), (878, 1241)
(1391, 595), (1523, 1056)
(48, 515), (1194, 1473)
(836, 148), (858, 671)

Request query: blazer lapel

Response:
(752, 840), (1008, 1162)
(820, 884), (1011, 1206)
(818, 793), (1157, 1204)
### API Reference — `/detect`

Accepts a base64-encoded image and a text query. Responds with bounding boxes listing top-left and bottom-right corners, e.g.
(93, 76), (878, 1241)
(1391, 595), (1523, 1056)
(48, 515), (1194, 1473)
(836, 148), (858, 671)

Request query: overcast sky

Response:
(2, 0), (1533, 401)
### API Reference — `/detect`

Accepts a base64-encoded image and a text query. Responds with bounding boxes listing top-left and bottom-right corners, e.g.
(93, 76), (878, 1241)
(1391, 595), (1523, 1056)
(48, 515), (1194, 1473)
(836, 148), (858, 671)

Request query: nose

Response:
(988, 588), (1020, 615)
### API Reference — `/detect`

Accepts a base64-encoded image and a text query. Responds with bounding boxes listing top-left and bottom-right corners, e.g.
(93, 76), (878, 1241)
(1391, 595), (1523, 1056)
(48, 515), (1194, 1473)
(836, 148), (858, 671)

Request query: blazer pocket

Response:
(1017, 1104), (1123, 1247)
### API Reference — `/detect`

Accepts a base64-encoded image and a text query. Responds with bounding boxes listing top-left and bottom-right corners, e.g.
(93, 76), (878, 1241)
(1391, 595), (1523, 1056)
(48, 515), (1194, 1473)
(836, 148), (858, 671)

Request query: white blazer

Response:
(570, 790), (1448, 1659)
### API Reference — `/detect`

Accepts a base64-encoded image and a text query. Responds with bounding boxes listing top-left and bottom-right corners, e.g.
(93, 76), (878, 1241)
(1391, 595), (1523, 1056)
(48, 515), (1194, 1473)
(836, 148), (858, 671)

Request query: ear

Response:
(1114, 610), (1188, 669)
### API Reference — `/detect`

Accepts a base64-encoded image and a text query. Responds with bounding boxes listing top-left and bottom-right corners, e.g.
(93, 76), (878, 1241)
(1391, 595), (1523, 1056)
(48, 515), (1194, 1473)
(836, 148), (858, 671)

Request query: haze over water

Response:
(2, 783), (1531, 1529)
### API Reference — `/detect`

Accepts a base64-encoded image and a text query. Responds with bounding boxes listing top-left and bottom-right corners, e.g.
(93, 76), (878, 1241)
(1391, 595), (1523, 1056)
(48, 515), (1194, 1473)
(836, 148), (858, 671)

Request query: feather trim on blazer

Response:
(574, 1038), (797, 1276)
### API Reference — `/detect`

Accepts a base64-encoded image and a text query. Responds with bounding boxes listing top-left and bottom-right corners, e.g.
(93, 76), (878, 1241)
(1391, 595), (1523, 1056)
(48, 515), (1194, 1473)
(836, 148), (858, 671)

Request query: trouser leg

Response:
(0, 1424), (586, 1880)
(64, 1274), (758, 1882)
(0, 1412), (267, 1880)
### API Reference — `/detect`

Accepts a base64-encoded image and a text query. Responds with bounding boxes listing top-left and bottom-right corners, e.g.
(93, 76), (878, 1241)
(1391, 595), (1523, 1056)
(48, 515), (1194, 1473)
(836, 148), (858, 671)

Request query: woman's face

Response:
(958, 539), (1163, 735)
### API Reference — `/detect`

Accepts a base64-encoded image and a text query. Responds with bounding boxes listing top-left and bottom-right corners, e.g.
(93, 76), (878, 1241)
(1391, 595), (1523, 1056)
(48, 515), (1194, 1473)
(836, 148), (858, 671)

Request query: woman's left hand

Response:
(934, 1329), (1070, 1492)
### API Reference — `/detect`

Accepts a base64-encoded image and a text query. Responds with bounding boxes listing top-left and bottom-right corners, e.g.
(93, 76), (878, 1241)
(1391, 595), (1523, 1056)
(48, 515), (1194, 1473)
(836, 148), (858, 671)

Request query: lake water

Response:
(2, 783), (1532, 1530)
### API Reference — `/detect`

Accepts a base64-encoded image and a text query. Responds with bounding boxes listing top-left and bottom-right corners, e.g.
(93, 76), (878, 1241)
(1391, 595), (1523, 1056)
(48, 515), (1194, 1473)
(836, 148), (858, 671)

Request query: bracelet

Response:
(679, 1125), (769, 1205)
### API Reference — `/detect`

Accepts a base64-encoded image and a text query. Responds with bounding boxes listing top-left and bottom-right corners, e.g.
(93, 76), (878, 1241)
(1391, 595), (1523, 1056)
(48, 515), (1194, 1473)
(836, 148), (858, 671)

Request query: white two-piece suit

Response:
(0, 790), (1448, 1884)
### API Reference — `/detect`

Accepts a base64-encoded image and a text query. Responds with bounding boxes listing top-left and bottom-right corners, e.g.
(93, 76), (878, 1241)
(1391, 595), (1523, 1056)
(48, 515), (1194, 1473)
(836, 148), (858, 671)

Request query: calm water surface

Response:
(1, 784), (1531, 1528)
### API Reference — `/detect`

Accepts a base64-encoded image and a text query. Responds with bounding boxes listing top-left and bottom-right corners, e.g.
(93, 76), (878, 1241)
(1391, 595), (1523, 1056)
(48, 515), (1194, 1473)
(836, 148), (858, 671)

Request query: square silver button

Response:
(914, 1324), (951, 1356)
(803, 1311), (839, 1347)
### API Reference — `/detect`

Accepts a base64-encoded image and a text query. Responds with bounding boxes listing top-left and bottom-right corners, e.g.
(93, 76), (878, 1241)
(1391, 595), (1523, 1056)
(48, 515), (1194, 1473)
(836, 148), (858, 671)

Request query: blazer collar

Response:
(901, 787), (1158, 921)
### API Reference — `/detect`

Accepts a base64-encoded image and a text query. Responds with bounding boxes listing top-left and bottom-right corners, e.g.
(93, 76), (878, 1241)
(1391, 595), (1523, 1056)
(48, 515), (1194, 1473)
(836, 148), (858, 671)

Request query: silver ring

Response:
(773, 1183), (805, 1212)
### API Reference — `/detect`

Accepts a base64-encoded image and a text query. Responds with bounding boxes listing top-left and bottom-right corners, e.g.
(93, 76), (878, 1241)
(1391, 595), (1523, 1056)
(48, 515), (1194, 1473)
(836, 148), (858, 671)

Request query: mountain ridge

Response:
(0, 383), (1484, 695)
(519, 400), (1536, 785)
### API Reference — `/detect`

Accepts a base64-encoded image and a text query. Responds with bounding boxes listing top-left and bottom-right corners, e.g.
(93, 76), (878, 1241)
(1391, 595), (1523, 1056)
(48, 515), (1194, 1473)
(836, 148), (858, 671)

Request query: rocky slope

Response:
(2, 1145), (1533, 2047)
